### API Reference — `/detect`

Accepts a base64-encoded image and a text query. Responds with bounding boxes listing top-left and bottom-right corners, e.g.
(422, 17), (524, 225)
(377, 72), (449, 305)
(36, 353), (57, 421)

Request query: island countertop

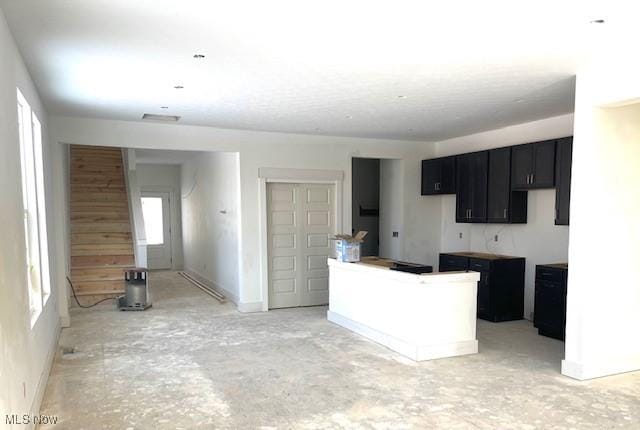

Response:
(328, 257), (479, 284)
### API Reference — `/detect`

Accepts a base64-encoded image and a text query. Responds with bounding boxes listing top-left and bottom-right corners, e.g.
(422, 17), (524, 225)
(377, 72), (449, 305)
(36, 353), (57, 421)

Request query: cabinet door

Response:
(421, 159), (440, 195)
(534, 280), (566, 334)
(532, 140), (556, 188)
(469, 151), (488, 222)
(487, 148), (510, 222)
(555, 137), (572, 225)
(455, 154), (472, 222)
(439, 156), (456, 194)
(477, 271), (491, 319)
(511, 144), (534, 189)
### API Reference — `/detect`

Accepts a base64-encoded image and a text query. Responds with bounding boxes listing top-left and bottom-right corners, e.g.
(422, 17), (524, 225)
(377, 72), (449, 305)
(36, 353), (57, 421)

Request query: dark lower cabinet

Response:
(421, 156), (456, 195)
(534, 264), (568, 340)
(487, 147), (527, 223)
(555, 137), (573, 225)
(439, 252), (525, 322)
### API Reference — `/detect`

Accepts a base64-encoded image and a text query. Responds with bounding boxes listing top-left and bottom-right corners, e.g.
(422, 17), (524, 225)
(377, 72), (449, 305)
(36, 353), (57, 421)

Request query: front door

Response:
(141, 192), (172, 270)
(267, 183), (335, 309)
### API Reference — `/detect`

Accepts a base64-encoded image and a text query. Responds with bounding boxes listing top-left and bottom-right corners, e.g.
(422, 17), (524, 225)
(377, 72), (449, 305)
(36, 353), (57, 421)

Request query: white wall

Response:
(431, 114), (574, 320)
(0, 9), (63, 426)
(181, 152), (241, 303)
(50, 116), (441, 311)
(379, 159), (404, 260)
(136, 163), (183, 269)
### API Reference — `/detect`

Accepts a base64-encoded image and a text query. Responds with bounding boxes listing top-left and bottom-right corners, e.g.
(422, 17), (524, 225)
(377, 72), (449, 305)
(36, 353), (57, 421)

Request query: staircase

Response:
(70, 145), (135, 303)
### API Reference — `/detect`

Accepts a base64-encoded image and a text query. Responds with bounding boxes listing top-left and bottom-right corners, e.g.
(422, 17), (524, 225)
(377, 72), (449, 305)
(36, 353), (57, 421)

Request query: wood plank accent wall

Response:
(69, 145), (135, 300)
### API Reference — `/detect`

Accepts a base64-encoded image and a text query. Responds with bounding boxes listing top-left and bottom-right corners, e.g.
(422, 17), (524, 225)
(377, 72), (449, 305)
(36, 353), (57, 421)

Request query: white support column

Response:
(562, 29), (640, 379)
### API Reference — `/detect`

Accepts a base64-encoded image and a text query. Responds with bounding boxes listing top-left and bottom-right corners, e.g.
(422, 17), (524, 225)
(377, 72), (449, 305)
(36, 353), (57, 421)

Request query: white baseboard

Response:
(60, 315), (70, 328)
(237, 301), (264, 313)
(562, 357), (640, 380)
(327, 310), (478, 361)
(28, 321), (61, 429)
(183, 267), (239, 305)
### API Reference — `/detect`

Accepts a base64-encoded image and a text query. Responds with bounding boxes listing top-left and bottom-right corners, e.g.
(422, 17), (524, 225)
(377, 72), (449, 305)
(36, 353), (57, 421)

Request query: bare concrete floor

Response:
(41, 272), (640, 429)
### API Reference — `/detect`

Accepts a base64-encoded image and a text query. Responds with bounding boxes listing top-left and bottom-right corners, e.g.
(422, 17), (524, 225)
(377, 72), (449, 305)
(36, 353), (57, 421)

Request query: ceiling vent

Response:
(142, 113), (181, 122)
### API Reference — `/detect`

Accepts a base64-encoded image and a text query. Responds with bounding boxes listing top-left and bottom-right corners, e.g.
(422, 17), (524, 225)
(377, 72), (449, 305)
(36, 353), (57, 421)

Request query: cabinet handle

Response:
(531, 173), (535, 184)
(503, 208), (507, 218)
(469, 209), (472, 219)
(525, 174), (529, 184)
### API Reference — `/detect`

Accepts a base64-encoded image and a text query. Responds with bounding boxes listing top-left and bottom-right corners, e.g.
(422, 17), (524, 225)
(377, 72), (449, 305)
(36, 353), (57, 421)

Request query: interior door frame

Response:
(141, 186), (178, 270)
(258, 168), (344, 312)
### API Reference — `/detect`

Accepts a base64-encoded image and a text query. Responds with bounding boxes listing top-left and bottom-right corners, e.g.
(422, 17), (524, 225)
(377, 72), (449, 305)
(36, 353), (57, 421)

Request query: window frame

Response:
(17, 88), (50, 327)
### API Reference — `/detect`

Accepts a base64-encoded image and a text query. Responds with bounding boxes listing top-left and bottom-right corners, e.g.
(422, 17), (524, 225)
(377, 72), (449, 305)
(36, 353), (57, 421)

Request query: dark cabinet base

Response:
(440, 252), (525, 322)
(534, 264), (568, 341)
(538, 327), (565, 341)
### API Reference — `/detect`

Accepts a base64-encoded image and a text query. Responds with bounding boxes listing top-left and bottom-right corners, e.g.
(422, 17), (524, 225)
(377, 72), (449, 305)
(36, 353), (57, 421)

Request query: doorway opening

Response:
(352, 157), (403, 260)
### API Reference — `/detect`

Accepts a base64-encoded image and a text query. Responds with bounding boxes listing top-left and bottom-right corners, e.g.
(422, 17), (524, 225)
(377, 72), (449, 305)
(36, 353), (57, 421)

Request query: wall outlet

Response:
(494, 234), (499, 242)
(392, 231), (399, 238)
(459, 232), (463, 239)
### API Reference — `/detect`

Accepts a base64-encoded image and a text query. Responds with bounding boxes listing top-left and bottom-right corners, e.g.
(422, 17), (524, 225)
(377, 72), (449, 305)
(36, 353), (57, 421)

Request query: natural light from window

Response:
(141, 197), (164, 245)
(17, 88), (50, 326)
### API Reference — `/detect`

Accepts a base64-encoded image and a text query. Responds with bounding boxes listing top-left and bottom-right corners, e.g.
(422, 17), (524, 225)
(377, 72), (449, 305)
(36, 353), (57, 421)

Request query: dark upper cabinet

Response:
(421, 156), (456, 195)
(487, 147), (527, 223)
(511, 140), (556, 190)
(555, 137), (573, 225)
(456, 151), (488, 223)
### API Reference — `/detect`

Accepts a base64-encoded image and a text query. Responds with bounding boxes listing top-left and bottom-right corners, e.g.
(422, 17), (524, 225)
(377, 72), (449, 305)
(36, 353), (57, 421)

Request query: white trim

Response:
(327, 311), (478, 361)
(561, 357), (640, 380)
(259, 167), (344, 181)
(29, 320), (61, 429)
(258, 168), (344, 311)
(238, 302), (264, 313)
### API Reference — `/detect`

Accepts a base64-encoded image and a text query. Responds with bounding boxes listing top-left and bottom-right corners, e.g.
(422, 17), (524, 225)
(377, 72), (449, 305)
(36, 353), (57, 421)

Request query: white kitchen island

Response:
(327, 258), (480, 361)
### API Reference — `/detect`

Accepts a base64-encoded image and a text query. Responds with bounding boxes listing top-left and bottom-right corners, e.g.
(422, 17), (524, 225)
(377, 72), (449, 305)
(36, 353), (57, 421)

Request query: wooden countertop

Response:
(443, 251), (523, 260)
(540, 263), (569, 270)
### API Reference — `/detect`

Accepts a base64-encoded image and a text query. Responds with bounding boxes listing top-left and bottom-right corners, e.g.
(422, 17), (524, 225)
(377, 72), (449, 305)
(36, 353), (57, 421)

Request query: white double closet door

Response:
(267, 182), (335, 309)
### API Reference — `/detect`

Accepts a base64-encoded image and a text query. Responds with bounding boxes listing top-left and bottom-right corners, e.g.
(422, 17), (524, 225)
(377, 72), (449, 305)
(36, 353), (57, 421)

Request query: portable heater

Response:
(117, 268), (152, 311)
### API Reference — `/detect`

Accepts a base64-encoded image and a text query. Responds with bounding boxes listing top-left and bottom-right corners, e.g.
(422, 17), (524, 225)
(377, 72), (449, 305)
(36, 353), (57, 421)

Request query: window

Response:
(17, 88), (50, 326)
(141, 197), (164, 245)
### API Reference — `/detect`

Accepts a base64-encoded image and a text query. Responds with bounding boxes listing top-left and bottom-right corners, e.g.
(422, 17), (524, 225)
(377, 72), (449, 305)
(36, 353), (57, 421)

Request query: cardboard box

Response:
(332, 231), (368, 262)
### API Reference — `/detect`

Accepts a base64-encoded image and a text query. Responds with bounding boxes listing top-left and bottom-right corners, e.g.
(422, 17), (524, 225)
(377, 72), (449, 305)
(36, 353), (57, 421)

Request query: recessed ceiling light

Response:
(174, 85), (184, 89)
(160, 106), (169, 109)
(515, 99), (524, 103)
(142, 113), (181, 122)
(193, 54), (206, 59)
(345, 115), (352, 119)
(590, 19), (605, 24)
(397, 95), (407, 99)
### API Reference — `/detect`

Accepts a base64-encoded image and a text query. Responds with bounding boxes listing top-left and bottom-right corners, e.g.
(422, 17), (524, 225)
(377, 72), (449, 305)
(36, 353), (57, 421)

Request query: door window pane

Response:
(141, 197), (164, 245)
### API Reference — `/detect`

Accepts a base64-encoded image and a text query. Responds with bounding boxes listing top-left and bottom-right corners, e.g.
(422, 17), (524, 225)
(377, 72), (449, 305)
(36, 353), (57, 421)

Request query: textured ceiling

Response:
(0, 1), (618, 141)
